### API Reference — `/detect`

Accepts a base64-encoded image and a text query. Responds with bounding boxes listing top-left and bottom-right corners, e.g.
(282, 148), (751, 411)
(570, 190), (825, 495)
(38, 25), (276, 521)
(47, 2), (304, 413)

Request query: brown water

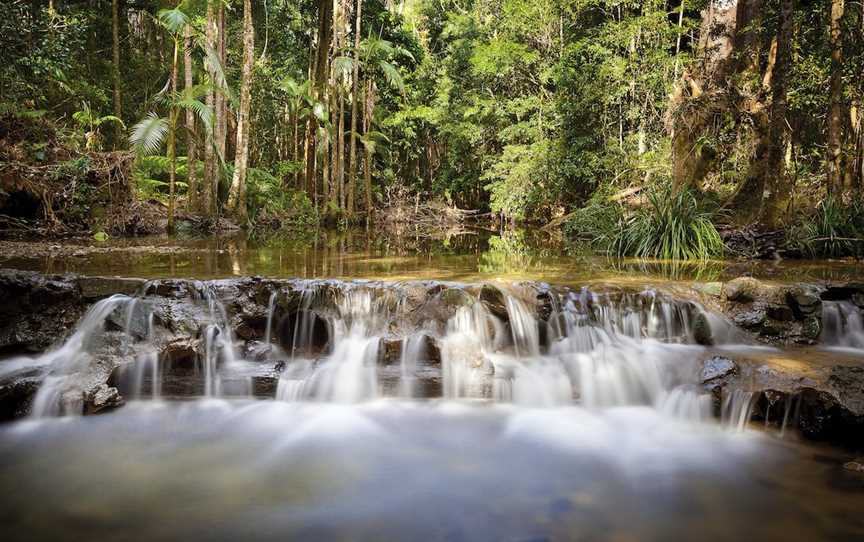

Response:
(1, 229), (863, 284)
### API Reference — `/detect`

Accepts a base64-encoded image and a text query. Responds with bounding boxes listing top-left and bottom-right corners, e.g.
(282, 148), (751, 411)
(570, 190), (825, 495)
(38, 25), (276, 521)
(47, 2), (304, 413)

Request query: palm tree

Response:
(278, 77), (315, 188)
(337, 36), (410, 219)
(129, 8), (214, 233)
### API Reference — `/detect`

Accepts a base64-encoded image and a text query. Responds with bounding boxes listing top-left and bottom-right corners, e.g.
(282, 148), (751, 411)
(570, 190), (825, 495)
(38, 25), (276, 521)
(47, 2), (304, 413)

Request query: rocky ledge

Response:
(0, 268), (863, 443)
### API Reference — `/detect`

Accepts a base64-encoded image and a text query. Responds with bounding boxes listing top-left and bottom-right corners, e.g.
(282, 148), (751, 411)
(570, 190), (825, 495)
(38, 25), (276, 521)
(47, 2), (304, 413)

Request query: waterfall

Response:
(398, 335), (426, 398)
(277, 287), (381, 402)
(721, 389), (757, 431)
(29, 295), (133, 417)
(264, 290), (278, 356)
(821, 301), (864, 349)
(16, 278), (757, 431)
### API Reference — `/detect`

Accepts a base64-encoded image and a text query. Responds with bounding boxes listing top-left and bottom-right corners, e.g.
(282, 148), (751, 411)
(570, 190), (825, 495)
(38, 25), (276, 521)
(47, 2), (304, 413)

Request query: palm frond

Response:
(157, 8), (190, 34)
(129, 113), (169, 155)
(176, 98), (214, 135)
(378, 61), (404, 93)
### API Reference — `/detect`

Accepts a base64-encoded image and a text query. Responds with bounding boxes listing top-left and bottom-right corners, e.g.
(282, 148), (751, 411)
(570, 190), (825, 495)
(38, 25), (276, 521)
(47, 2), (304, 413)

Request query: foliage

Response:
(613, 187), (726, 261)
(791, 198), (864, 258)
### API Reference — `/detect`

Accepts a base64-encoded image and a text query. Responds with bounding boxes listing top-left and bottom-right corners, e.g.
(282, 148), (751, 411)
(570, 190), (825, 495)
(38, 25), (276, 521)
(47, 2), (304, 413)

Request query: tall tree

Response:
(761, 0), (795, 227)
(346, 0), (362, 218)
(111, 0), (122, 125)
(827, 0), (845, 197)
(228, 0), (255, 223)
(184, 24), (198, 212)
(203, 0), (219, 215)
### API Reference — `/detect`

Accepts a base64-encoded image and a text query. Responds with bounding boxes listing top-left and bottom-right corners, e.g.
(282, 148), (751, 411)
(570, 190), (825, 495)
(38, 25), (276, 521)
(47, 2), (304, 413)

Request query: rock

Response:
(244, 341), (272, 361)
(828, 366), (864, 416)
(84, 383), (123, 414)
(77, 276), (147, 299)
(733, 307), (767, 329)
(723, 277), (765, 303)
(161, 338), (200, 371)
(0, 269), (85, 353)
(694, 282), (723, 298)
(692, 312), (714, 346)
(843, 462), (864, 472)
(786, 286), (822, 317)
(480, 284), (509, 320)
(701, 356), (737, 383)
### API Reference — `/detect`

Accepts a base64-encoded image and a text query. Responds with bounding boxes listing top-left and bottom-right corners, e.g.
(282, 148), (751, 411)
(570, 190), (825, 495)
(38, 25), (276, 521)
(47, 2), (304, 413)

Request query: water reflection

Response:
(1, 228), (862, 284)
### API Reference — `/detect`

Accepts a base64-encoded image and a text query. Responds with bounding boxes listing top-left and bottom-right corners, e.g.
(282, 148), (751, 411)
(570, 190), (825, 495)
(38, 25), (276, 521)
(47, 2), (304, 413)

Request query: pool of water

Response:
(1, 229), (862, 284)
(0, 400), (862, 542)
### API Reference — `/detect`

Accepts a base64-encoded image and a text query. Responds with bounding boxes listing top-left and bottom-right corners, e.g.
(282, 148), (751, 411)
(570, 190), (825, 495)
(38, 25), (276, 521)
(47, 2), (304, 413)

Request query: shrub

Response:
(792, 197), (864, 258)
(613, 186), (725, 260)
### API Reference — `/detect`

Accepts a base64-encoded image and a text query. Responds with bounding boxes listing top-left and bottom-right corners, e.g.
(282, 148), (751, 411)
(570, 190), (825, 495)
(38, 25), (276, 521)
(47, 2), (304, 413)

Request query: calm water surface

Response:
(2, 228), (863, 284)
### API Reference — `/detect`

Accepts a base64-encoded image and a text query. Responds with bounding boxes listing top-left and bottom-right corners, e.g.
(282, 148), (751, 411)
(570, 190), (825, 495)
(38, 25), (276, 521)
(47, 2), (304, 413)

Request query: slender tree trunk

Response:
(168, 38), (180, 234)
(827, 0), (845, 198)
(761, 0), (795, 227)
(203, 0), (218, 216)
(111, 0), (122, 145)
(184, 24), (198, 212)
(337, 92), (345, 210)
(293, 109), (300, 188)
(363, 78), (374, 220)
(227, 0), (254, 224)
(216, 3), (228, 163)
(346, 0), (362, 218)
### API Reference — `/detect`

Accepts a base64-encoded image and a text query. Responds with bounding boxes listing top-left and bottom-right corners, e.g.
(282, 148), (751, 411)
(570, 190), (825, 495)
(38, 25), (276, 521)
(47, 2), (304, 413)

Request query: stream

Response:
(0, 231), (862, 541)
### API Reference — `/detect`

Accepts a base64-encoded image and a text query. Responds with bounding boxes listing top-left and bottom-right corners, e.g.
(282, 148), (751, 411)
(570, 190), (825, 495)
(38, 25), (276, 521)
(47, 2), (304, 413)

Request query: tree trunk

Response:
(760, 0), (795, 227)
(346, 0), (362, 218)
(184, 24), (198, 213)
(337, 92), (345, 210)
(363, 78), (374, 220)
(827, 0), (845, 198)
(203, 0), (218, 216)
(216, 3), (228, 163)
(168, 38), (180, 234)
(227, 0), (254, 224)
(111, 0), (122, 147)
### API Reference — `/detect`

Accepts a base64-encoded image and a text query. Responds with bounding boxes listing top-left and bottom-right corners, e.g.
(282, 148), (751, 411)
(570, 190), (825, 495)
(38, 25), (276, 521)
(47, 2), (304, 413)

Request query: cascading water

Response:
(14, 278), (763, 432)
(821, 300), (864, 350)
(28, 294), (134, 417)
(276, 286), (381, 402)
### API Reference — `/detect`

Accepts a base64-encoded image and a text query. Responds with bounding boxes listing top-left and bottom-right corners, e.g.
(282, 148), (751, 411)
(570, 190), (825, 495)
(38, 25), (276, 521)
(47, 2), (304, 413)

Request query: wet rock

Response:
(480, 284), (509, 321)
(77, 276), (146, 299)
(828, 366), (864, 416)
(733, 307), (767, 329)
(786, 286), (822, 317)
(843, 462), (864, 472)
(161, 338), (200, 371)
(244, 340), (272, 361)
(692, 312), (714, 346)
(84, 383), (123, 414)
(0, 269), (86, 353)
(380, 338), (402, 365)
(701, 356), (736, 383)
(723, 277), (765, 303)
(0, 375), (40, 421)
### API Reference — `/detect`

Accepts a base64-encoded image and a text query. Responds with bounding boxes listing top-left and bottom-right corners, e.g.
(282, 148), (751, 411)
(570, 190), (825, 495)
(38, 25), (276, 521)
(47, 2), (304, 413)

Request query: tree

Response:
(111, 0), (122, 134)
(184, 24), (199, 212)
(827, 0), (845, 197)
(130, 8), (214, 233)
(346, 0), (363, 218)
(227, 0), (255, 223)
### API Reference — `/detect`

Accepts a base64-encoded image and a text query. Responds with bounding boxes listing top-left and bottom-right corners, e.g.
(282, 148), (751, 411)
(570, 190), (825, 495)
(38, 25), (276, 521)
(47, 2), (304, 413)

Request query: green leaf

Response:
(129, 113), (169, 155)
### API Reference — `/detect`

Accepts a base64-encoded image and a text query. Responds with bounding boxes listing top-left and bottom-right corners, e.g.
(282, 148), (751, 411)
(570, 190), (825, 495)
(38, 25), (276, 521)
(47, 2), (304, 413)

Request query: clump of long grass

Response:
(613, 186), (725, 260)
(792, 197), (864, 258)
